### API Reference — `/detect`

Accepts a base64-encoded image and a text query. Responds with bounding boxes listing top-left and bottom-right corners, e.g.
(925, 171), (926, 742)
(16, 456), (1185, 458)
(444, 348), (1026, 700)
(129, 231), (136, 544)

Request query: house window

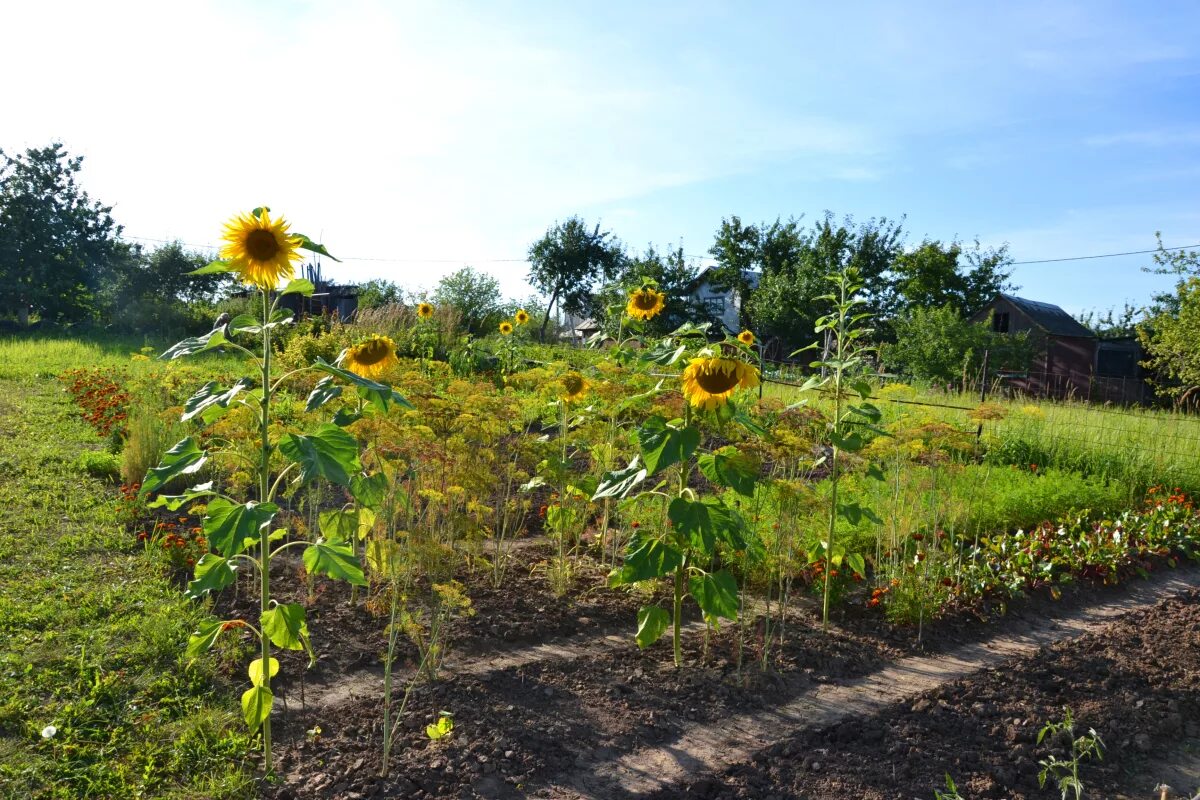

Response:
(992, 311), (1010, 333)
(703, 297), (726, 316)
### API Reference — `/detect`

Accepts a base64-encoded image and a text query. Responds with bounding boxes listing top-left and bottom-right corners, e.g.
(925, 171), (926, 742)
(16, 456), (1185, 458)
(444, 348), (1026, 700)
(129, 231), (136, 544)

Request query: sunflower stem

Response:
(258, 287), (274, 771)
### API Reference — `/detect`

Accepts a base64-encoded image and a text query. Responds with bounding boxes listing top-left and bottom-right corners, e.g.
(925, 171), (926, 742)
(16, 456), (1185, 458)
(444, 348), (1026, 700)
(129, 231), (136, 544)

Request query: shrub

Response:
(76, 449), (121, 480)
(121, 408), (172, 487)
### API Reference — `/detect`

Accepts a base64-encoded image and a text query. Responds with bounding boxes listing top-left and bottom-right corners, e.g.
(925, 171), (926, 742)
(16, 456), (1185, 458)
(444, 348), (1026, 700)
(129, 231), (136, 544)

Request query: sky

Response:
(3, 0), (1198, 316)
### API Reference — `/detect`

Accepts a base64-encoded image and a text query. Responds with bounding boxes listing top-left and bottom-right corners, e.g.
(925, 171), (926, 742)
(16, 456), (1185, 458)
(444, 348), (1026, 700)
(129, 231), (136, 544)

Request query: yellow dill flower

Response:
(680, 356), (760, 411)
(416, 302), (434, 319)
(737, 330), (755, 346)
(219, 208), (303, 290)
(626, 287), (665, 321)
(341, 335), (399, 380)
(561, 372), (590, 403)
(499, 320), (514, 336)
(514, 309), (530, 325)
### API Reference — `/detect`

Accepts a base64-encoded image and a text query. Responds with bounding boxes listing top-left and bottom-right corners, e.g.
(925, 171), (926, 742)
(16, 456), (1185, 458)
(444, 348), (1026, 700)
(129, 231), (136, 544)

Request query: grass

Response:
(0, 338), (252, 799)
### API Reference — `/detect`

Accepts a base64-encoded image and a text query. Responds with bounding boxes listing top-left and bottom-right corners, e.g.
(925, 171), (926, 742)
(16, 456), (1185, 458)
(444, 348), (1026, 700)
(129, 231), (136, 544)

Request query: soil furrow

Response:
(550, 566), (1200, 799)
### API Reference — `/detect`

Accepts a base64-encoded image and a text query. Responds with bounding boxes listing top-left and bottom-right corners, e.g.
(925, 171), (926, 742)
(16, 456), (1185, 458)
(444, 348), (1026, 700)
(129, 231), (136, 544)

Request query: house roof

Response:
(688, 267), (760, 293)
(995, 293), (1096, 338)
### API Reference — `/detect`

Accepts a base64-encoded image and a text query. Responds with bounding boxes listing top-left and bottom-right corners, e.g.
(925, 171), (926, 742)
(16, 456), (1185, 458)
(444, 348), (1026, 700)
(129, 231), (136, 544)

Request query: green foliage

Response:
(356, 278), (404, 310)
(884, 305), (1033, 383)
(526, 216), (625, 340)
(433, 267), (504, 334)
(75, 449), (120, 479)
(890, 239), (1013, 318)
(593, 245), (705, 335)
(1140, 277), (1200, 404)
(1037, 707), (1104, 800)
(0, 143), (124, 324)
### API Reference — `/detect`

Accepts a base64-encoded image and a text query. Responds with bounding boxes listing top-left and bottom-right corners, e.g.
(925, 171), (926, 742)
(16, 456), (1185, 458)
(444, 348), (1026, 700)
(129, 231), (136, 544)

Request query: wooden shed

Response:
(970, 293), (1097, 399)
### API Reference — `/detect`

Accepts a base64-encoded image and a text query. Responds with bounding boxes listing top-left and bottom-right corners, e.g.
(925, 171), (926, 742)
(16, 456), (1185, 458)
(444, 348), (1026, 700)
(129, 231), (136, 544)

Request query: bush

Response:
(77, 450), (121, 480)
(121, 408), (172, 487)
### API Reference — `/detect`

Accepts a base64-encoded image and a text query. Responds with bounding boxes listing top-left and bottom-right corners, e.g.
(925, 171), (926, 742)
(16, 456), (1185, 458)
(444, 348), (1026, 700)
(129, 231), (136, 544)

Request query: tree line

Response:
(3, 142), (1198, 404)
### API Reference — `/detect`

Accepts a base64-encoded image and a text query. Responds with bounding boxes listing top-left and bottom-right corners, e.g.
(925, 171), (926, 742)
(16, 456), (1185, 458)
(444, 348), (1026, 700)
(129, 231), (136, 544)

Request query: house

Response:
(969, 293), (1146, 403)
(686, 268), (760, 333)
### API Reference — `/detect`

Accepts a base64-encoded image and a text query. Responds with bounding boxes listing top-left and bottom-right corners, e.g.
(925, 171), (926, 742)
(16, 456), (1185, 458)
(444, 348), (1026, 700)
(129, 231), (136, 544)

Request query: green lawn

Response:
(0, 338), (252, 799)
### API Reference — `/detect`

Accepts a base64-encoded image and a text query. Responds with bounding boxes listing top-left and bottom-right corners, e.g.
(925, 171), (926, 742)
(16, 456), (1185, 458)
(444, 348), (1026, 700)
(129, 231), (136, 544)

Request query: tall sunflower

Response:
(341, 335), (399, 380)
(416, 302), (434, 319)
(561, 372), (590, 403)
(680, 356), (760, 410)
(499, 320), (514, 336)
(220, 208), (303, 289)
(737, 330), (755, 346)
(626, 287), (665, 321)
(515, 309), (530, 325)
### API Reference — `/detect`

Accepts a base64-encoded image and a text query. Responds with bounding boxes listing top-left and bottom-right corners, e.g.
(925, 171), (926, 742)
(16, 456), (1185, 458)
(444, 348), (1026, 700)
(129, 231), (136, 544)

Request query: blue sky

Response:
(3, 0), (1198, 315)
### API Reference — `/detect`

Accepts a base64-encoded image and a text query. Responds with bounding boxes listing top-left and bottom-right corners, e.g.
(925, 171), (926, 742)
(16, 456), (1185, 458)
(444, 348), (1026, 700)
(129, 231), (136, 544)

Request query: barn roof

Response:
(999, 293), (1095, 338)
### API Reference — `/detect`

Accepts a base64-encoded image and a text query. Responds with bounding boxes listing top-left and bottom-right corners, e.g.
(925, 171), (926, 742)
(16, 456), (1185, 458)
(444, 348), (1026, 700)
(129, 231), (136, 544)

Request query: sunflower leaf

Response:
(280, 278), (315, 297)
(140, 437), (207, 497)
(159, 327), (230, 361)
(190, 259), (236, 275)
(635, 605), (670, 648)
(305, 376), (342, 412)
(312, 357), (414, 413)
(182, 378), (254, 424)
(293, 233), (340, 262)
(303, 539), (367, 586)
(278, 424), (362, 486)
(637, 416), (700, 476)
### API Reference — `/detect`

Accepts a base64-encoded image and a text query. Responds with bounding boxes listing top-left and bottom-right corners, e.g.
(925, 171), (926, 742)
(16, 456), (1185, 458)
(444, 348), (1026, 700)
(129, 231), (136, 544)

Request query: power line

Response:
(121, 233), (1200, 269)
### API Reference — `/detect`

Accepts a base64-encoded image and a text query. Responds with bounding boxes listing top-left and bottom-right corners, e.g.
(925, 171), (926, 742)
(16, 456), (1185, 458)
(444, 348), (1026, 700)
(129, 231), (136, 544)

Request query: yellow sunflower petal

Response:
(625, 288), (665, 321)
(342, 335), (399, 380)
(219, 208), (304, 290)
(680, 356), (760, 410)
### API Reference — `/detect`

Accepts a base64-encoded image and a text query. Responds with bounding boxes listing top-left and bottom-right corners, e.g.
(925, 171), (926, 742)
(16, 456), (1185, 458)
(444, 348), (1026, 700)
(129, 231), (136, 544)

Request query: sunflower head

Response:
(341, 335), (399, 380)
(561, 372), (590, 403)
(737, 330), (755, 346)
(416, 302), (434, 319)
(219, 208), (304, 290)
(626, 287), (666, 321)
(680, 356), (760, 411)
(515, 309), (530, 325)
(499, 321), (514, 336)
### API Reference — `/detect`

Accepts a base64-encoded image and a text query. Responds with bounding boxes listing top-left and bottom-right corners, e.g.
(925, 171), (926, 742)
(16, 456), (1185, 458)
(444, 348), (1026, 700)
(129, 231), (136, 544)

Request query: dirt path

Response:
(549, 566), (1200, 799)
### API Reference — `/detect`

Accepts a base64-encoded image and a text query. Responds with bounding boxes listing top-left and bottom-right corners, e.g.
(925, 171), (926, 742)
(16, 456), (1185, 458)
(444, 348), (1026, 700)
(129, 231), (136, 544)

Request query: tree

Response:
(1075, 303), (1142, 339)
(883, 305), (1032, 384)
(527, 217), (625, 342)
(434, 266), (503, 334)
(1139, 278), (1200, 406)
(890, 239), (1014, 317)
(0, 143), (123, 324)
(356, 278), (404, 311)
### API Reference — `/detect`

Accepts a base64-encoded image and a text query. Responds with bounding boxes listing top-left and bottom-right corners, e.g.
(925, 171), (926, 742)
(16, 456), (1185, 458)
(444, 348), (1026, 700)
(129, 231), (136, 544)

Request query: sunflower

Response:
(219, 208), (303, 289)
(515, 309), (530, 325)
(737, 330), (755, 346)
(499, 321), (514, 336)
(561, 372), (590, 403)
(626, 287), (666, 321)
(416, 302), (434, 319)
(680, 356), (760, 411)
(341, 335), (399, 380)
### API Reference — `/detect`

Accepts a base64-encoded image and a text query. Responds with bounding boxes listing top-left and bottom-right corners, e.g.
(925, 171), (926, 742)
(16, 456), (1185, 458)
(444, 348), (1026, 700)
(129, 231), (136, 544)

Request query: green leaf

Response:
(846, 402), (882, 423)
(303, 540), (368, 586)
(637, 416), (700, 476)
(350, 472), (388, 511)
(248, 657), (280, 687)
(865, 463), (886, 482)
(847, 552), (867, 578)
(697, 446), (757, 497)
(635, 605), (670, 648)
(293, 232), (340, 262)
(182, 378), (254, 424)
(227, 311), (293, 335)
(280, 278), (316, 296)
(159, 327), (230, 361)
(146, 481), (217, 511)
(185, 554), (238, 600)
(734, 408), (771, 438)
(186, 618), (224, 659)
(592, 457), (648, 500)
(241, 685), (274, 729)
(318, 507), (376, 542)
(426, 713), (454, 740)
(608, 535), (684, 586)
(312, 357), (413, 413)
(305, 376), (343, 412)
(278, 423), (362, 486)
(190, 259), (235, 275)
(261, 603), (313, 660)
(140, 437), (207, 497)
(668, 497), (745, 554)
(830, 431), (865, 452)
(332, 408), (363, 427)
(203, 499), (278, 558)
(850, 379), (874, 400)
(689, 569), (739, 622)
